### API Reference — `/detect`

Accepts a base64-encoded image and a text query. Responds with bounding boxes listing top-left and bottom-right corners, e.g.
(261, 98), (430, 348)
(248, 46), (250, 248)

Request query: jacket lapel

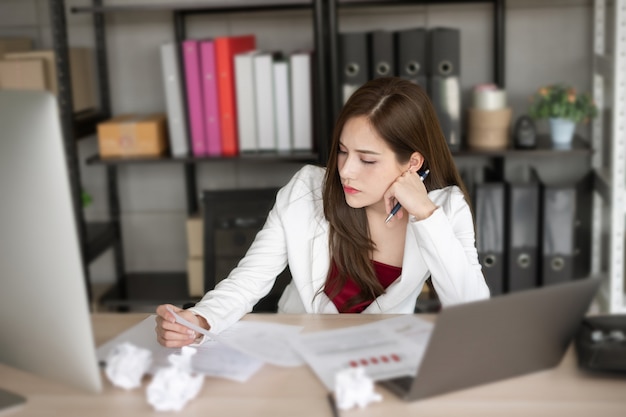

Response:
(307, 217), (339, 313)
(363, 223), (427, 312)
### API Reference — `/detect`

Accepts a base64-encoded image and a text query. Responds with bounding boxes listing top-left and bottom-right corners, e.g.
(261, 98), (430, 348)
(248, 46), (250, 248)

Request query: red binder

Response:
(215, 34), (256, 156)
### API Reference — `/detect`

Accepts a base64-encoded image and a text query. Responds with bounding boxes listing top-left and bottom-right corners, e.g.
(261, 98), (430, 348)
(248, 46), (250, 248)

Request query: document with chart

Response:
(289, 316), (434, 390)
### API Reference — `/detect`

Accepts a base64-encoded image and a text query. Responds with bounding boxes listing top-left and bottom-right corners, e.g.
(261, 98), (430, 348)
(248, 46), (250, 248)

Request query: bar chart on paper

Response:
(290, 316), (433, 390)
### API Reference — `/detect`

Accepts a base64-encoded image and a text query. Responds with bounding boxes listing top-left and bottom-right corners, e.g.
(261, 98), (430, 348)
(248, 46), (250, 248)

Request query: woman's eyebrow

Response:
(355, 149), (382, 155)
(338, 141), (382, 155)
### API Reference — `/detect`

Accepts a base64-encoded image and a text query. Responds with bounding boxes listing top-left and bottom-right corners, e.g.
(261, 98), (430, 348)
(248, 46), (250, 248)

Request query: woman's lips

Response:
(343, 185), (359, 195)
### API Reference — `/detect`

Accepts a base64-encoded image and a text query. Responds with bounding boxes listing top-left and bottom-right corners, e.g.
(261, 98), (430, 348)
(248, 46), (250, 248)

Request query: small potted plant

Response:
(82, 188), (92, 208)
(528, 83), (597, 148)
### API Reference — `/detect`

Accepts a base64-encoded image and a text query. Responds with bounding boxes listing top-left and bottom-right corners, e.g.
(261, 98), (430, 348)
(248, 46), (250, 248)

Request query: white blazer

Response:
(190, 165), (489, 334)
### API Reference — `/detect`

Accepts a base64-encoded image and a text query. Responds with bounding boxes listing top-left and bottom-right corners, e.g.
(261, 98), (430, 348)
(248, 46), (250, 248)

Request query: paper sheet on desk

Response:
(97, 315), (301, 382)
(289, 315), (434, 391)
(169, 309), (305, 367)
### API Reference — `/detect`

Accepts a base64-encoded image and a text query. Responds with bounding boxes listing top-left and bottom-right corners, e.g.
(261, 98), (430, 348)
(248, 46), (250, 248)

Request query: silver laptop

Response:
(381, 278), (601, 401)
(0, 91), (102, 400)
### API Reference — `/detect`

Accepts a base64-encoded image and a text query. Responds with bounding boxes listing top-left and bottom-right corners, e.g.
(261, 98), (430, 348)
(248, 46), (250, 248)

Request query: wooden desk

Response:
(1, 313), (625, 417)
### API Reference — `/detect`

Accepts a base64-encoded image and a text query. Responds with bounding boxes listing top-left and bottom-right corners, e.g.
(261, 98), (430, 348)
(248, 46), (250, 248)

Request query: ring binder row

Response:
(338, 27), (461, 150)
(470, 169), (592, 296)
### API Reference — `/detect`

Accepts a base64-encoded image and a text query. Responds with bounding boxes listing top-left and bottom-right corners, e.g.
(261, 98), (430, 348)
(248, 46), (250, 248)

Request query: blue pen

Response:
(384, 169), (430, 223)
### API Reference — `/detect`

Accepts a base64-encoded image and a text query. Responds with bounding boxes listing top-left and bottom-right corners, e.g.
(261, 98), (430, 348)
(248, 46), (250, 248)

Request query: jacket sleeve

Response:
(410, 187), (490, 306)
(189, 179), (294, 335)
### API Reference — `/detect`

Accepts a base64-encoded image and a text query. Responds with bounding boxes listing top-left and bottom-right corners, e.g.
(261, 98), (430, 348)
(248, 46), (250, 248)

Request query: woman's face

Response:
(337, 116), (408, 214)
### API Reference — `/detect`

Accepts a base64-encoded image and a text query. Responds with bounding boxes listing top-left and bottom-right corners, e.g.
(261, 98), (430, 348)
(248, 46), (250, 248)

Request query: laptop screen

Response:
(381, 278), (600, 401)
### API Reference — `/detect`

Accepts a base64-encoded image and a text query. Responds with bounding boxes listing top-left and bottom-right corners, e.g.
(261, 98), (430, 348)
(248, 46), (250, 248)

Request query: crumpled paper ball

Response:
(334, 367), (382, 410)
(105, 342), (153, 390)
(146, 346), (204, 412)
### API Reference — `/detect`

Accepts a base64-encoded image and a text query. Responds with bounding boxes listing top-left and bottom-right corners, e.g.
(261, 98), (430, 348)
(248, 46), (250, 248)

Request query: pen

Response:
(384, 169), (430, 223)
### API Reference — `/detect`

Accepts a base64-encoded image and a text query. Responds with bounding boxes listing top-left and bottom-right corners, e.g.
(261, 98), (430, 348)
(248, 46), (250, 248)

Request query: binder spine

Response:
(160, 42), (189, 157)
(339, 32), (369, 104)
(506, 181), (540, 292)
(475, 182), (506, 295)
(427, 28), (462, 152)
(396, 28), (427, 87)
(370, 30), (395, 79)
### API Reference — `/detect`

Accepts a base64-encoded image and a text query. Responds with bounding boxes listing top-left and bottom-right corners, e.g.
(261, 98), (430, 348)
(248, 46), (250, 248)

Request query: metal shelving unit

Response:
(58, 0), (334, 308)
(591, 0), (626, 313)
(50, 0), (117, 304)
(53, 0), (600, 310)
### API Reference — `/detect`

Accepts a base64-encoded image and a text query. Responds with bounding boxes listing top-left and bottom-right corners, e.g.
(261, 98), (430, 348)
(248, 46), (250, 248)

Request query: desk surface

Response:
(1, 313), (625, 417)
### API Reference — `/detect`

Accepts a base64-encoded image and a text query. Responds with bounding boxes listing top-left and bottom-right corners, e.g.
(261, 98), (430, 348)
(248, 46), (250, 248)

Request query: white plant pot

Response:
(549, 118), (576, 148)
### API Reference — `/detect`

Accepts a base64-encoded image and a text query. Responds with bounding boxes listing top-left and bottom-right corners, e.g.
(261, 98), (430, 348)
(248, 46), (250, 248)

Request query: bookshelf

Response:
(57, 0), (335, 308)
(51, 0), (602, 310)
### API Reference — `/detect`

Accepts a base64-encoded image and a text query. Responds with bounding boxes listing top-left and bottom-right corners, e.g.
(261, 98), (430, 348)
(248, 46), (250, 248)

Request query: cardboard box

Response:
(97, 114), (168, 157)
(186, 215), (203, 258)
(0, 38), (32, 58)
(187, 257), (204, 298)
(0, 59), (47, 91)
(3, 47), (96, 112)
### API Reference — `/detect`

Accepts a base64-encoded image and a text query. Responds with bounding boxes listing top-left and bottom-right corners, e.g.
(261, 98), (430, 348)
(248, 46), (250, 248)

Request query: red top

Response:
(325, 260), (402, 313)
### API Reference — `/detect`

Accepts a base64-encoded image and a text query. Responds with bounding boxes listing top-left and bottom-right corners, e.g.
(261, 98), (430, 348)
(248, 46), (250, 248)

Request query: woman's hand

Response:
(384, 169), (437, 222)
(155, 304), (209, 348)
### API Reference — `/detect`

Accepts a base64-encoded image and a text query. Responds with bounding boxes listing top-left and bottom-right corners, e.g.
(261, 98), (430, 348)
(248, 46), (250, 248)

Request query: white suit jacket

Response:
(190, 165), (489, 334)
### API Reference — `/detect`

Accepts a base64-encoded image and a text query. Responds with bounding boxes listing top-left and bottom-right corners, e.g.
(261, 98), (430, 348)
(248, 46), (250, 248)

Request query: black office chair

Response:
(414, 277), (441, 313)
(201, 188), (291, 313)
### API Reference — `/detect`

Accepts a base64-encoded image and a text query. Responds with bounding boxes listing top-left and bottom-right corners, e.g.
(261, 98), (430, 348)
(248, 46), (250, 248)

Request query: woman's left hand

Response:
(384, 169), (437, 222)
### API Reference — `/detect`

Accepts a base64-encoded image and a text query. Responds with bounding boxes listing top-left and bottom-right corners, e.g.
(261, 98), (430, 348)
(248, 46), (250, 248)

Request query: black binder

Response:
(396, 27), (427, 87)
(540, 174), (592, 286)
(506, 175), (540, 292)
(474, 181), (506, 296)
(369, 30), (395, 78)
(339, 32), (369, 104)
(427, 27), (462, 151)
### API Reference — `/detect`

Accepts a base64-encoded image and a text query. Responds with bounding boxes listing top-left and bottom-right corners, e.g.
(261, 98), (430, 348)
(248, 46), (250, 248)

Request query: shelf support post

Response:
(313, 0), (338, 165)
(93, 0), (111, 119)
(494, 0), (505, 87)
(50, 0), (94, 305)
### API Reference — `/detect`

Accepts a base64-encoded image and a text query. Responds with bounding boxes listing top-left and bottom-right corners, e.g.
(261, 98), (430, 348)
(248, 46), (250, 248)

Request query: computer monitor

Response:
(0, 91), (102, 396)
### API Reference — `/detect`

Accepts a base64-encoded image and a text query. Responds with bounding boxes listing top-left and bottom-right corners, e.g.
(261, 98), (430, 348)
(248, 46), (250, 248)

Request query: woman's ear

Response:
(408, 152), (425, 172)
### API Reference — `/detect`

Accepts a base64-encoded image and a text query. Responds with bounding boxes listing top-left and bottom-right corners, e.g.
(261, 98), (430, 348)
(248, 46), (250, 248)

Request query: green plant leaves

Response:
(528, 83), (597, 123)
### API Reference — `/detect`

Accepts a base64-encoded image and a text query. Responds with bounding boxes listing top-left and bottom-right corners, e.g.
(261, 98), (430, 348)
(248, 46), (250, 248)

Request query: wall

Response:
(0, 0), (594, 284)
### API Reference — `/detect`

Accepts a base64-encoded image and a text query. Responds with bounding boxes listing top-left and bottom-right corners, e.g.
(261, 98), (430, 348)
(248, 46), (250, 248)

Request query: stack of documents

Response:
(98, 315), (433, 390)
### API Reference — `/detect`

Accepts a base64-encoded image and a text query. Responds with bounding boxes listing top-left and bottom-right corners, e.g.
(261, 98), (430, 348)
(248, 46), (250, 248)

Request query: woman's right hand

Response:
(155, 304), (208, 348)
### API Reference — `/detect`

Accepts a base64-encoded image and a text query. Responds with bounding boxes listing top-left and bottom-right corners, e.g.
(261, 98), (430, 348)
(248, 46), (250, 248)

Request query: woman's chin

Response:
(344, 196), (365, 209)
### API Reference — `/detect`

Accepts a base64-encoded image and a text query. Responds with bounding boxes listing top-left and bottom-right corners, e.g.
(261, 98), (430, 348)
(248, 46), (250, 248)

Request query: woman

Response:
(156, 77), (489, 347)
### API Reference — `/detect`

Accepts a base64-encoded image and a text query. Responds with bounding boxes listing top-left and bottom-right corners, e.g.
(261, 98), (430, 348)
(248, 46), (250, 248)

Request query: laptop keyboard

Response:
(384, 375), (414, 391)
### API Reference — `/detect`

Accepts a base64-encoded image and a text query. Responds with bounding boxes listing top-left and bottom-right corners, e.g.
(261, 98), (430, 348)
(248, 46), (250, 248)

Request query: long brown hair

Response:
(321, 77), (469, 311)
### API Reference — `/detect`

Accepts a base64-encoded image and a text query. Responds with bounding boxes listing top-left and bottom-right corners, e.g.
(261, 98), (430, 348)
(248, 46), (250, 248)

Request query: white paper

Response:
(334, 367), (382, 410)
(289, 316), (434, 391)
(169, 309), (305, 367)
(97, 316), (264, 382)
(105, 342), (153, 390)
(146, 347), (204, 412)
